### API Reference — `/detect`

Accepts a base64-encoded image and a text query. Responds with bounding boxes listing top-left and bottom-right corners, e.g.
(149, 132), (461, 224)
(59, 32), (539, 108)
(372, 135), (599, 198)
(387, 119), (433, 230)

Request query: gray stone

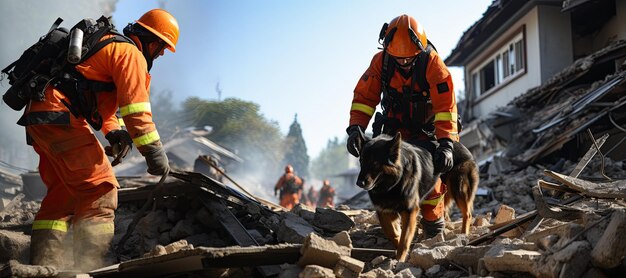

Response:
(408, 245), (455, 269)
(331, 231), (352, 247)
(591, 209), (626, 268)
(447, 245), (490, 270)
(297, 233), (351, 268)
(169, 219), (195, 241)
(277, 212), (317, 244)
(299, 265), (335, 278)
(425, 265), (441, 276)
(311, 208), (355, 232)
(361, 268), (395, 278)
(0, 230), (30, 263)
(333, 255), (364, 278)
(278, 263), (302, 278)
(394, 267), (422, 278)
(483, 245), (541, 273)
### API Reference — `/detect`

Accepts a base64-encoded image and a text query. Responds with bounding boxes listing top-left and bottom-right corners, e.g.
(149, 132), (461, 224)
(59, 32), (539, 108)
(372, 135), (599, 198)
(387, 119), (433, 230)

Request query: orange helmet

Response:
(285, 165), (294, 173)
(136, 9), (180, 52)
(381, 14), (427, 57)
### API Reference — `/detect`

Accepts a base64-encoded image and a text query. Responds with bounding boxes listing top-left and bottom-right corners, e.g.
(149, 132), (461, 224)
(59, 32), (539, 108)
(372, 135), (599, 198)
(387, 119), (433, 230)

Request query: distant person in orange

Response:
(305, 185), (318, 209)
(274, 165), (303, 210)
(317, 179), (336, 208)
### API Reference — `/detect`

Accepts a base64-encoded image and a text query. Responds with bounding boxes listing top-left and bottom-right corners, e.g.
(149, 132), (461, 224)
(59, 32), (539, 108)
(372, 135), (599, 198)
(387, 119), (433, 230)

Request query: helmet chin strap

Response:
(141, 41), (166, 72)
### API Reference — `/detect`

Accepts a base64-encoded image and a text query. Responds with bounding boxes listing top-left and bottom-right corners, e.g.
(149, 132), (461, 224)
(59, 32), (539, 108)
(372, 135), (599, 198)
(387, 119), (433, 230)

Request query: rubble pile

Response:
(475, 155), (626, 215)
(2, 156), (626, 277)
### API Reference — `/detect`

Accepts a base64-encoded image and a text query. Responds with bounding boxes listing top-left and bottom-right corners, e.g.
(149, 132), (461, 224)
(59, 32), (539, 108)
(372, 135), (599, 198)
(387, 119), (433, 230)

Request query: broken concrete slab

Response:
(483, 245), (541, 273)
(300, 264), (335, 278)
(311, 208), (355, 233)
(333, 255), (364, 278)
(591, 209), (626, 268)
(447, 245), (491, 270)
(407, 245), (455, 269)
(277, 212), (317, 244)
(297, 233), (351, 268)
(0, 230), (29, 264)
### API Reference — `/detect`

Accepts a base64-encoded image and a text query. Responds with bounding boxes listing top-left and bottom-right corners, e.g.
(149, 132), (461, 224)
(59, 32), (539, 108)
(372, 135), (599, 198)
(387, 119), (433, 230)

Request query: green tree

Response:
(310, 136), (350, 187)
(282, 114), (310, 178)
(150, 89), (186, 140)
(182, 97), (285, 182)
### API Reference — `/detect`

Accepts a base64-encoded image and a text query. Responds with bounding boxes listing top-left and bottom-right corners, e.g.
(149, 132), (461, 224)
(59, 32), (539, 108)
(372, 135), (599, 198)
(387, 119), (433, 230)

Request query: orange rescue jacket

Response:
(349, 50), (459, 141)
(22, 34), (161, 149)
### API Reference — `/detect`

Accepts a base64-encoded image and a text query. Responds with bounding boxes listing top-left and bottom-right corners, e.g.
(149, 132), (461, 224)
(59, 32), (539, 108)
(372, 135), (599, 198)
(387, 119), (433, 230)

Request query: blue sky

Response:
(1, 0), (493, 164)
(117, 0), (494, 158)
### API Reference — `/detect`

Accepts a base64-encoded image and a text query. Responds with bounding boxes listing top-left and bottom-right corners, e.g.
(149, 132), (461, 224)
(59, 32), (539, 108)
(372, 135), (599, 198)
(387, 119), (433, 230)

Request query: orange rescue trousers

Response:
(27, 119), (118, 271)
(420, 179), (447, 221)
(279, 193), (300, 210)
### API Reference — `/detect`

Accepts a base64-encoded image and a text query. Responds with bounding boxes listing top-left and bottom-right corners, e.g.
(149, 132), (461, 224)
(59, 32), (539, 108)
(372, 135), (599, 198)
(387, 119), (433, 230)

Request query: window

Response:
(480, 61), (496, 93)
(470, 28), (525, 96)
(515, 40), (525, 72)
(502, 50), (509, 78)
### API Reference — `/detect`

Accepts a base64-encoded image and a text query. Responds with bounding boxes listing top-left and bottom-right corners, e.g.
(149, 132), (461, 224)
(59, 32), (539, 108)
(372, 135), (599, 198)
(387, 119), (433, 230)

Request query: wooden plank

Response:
(203, 198), (258, 247)
(532, 186), (583, 221)
(202, 198), (280, 277)
(570, 133), (609, 178)
(544, 171), (626, 199)
(523, 133), (609, 237)
(538, 180), (579, 194)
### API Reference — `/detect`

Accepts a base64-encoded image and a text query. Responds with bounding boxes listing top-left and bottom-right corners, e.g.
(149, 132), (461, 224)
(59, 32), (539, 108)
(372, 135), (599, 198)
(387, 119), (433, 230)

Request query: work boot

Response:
(73, 222), (114, 272)
(30, 229), (66, 269)
(421, 217), (445, 239)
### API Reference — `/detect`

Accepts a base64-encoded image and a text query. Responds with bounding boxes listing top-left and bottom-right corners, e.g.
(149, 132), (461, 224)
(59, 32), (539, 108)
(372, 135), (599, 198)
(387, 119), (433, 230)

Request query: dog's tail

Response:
(445, 160), (479, 214)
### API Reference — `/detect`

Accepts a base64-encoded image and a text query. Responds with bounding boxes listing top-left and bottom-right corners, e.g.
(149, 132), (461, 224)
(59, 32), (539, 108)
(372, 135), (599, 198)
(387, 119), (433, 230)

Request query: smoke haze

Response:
(0, 0), (117, 170)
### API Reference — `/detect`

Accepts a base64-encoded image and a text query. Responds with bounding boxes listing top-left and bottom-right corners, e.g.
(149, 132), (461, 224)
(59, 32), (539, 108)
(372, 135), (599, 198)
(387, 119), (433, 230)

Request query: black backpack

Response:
(373, 41), (463, 138)
(2, 16), (134, 130)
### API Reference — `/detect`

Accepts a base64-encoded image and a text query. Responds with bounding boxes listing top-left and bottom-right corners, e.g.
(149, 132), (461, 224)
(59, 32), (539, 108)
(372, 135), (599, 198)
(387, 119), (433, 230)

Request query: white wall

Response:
(465, 7), (543, 119)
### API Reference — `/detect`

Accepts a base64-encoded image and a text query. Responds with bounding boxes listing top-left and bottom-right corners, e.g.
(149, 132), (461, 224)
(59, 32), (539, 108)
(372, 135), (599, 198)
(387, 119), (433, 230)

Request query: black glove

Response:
(140, 145), (170, 176)
(346, 125), (365, 157)
(104, 130), (133, 166)
(433, 138), (454, 173)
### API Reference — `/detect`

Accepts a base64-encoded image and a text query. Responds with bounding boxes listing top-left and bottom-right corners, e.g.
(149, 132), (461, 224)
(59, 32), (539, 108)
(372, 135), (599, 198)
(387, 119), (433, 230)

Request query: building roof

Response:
(445, 0), (563, 66)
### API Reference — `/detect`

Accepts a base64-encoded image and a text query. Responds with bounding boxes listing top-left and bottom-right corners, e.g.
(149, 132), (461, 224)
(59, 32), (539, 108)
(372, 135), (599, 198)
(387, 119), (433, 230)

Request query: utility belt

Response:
(372, 112), (436, 141)
(57, 70), (115, 131)
(375, 86), (463, 140)
(18, 70), (115, 131)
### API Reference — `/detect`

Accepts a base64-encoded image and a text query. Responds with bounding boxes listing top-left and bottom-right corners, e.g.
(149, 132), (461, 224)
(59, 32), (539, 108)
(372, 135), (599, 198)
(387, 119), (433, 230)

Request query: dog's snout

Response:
(356, 179), (365, 188)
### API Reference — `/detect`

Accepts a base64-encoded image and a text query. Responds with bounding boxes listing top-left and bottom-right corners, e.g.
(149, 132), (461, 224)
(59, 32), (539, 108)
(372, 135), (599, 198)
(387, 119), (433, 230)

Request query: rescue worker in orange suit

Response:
(19, 9), (179, 271)
(346, 14), (458, 238)
(306, 185), (318, 208)
(274, 165), (303, 210)
(317, 179), (336, 208)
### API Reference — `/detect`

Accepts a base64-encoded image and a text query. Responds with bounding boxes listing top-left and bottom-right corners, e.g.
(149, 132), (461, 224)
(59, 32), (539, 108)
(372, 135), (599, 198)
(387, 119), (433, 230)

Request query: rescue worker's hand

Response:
(433, 138), (454, 173)
(140, 144), (170, 176)
(105, 130), (133, 166)
(346, 125), (365, 157)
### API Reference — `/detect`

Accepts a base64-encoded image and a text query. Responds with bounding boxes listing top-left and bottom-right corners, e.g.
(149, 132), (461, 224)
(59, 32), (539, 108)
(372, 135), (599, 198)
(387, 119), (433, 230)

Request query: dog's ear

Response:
(387, 132), (402, 164)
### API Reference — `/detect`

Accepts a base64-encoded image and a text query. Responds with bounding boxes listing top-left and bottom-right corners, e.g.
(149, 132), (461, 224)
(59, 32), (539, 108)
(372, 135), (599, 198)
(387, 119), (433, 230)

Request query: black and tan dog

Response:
(356, 132), (478, 261)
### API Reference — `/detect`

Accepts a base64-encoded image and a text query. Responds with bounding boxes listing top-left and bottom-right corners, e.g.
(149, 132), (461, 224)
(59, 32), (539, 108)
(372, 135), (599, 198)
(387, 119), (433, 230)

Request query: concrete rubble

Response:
(1, 153), (626, 277)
